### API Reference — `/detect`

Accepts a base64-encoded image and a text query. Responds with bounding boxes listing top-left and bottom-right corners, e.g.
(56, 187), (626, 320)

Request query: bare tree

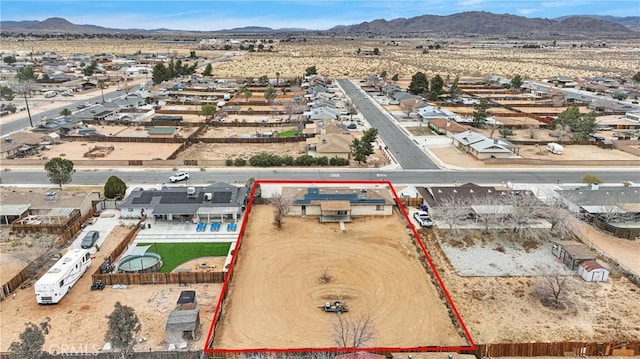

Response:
(400, 98), (422, 118)
(10, 233), (54, 276)
(543, 201), (574, 239)
(319, 267), (332, 283)
(551, 124), (572, 142)
(331, 313), (377, 348)
(271, 194), (291, 229)
(432, 196), (471, 236)
(535, 270), (569, 309)
(527, 125), (538, 139)
(502, 191), (546, 239)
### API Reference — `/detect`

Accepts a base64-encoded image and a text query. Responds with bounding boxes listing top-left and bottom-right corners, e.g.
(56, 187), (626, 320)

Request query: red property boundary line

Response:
(204, 179), (476, 354)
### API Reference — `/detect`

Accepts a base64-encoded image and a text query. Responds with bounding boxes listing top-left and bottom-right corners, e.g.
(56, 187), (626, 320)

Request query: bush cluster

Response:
(226, 153), (349, 167)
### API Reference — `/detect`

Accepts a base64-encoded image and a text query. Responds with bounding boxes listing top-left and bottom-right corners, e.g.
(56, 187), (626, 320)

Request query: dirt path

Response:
(213, 205), (467, 349)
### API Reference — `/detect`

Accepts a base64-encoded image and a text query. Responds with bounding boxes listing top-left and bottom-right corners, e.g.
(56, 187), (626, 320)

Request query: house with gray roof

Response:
(452, 130), (516, 159)
(282, 186), (395, 222)
(119, 182), (249, 223)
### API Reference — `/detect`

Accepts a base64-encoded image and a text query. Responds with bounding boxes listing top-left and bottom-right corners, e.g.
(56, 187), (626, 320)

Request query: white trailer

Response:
(547, 142), (564, 155)
(34, 248), (91, 304)
(43, 91), (57, 98)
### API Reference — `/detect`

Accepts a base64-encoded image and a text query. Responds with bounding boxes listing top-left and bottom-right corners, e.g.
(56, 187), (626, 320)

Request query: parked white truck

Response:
(34, 248), (91, 304)
(547, 142), (564, 155)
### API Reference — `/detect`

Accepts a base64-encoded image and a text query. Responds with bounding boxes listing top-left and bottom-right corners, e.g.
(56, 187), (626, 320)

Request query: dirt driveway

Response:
(212, 205), (467, 350)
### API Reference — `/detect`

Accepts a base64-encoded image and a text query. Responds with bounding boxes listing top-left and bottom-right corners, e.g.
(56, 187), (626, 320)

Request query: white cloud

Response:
(457, 0), (486, 6)
(517, 8), (538, 15)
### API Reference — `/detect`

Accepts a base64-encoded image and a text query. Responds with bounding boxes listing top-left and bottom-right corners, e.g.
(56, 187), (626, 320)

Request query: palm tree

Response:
(275, 72), (280, 88)
(15, 67), (36, 127)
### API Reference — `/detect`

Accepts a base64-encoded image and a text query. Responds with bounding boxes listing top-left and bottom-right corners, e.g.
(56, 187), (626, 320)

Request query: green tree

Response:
(59, 108), (72, 117)
(511, 74), (523, 91)
(305, 65), (317, 77)
(3, 55), (17, 64)
(372, 47), (380, 55)
(244, 90), (253, 103)
(40, 73), (50, 82)
(82, 60), (98, 76)
(0, 85), (15, 101)
(152, 63), (168, 84)
(275, 71), (280, 87)
(449, 74), (462, 98)
(16, 66), (37, 127)
(105, 302), (141, 359)
(9, 319), (51, 359)
(202, 63), (213, 77)
(44, 157), (74, 188)
(632, 71), (640, 83)
(198, 104), (218, 122)
(552, 105), (597, 140)
(351, 128), (378, 164)
(582, 174), (603, 185)
(264, 86), (277, 105)
(104, 176), (127, 199)
(408, 72), (429, 96)
(380, 70), (388, 78)
(430, 74), (444, 95)
(499, 128), (514, 138)
(391, 74), (399, 82)
(472, 99), (490, 127)
(427, 91), (439, 101)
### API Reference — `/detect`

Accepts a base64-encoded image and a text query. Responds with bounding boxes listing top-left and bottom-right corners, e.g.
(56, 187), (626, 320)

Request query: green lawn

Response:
(277, 130), (302, 137)
(136, 242), (231, 272)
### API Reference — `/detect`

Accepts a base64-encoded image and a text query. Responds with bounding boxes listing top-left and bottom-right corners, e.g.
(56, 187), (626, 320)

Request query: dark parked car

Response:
(81, 231), (99, 249)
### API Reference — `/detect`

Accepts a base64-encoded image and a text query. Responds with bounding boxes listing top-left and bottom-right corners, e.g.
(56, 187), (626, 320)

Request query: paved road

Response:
(1, 168), (638, 187)
(1, 83), (148, 136)
(337, 79), (439, 170)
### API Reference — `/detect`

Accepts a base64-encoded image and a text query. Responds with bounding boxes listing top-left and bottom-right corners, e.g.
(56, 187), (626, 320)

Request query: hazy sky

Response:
(2, 0), (638, 31)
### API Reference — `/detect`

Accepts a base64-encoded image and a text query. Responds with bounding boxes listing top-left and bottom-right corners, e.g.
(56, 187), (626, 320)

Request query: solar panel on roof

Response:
(212, 192), (232, 203)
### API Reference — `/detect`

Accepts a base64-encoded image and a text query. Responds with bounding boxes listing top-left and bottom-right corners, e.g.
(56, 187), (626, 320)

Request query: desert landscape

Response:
(212, 205), (468, 349)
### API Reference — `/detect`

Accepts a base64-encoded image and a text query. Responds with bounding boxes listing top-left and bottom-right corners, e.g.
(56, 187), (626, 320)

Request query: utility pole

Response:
(24, 91), (33, 127)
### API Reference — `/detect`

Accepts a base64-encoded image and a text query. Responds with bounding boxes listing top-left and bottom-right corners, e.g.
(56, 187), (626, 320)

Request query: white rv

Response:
(34, 248), (91, 304)
(547, 142), (564, 155)
(43, 91), (57, 98)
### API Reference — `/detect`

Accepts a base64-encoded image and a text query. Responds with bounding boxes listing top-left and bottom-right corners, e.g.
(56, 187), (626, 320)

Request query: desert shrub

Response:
(295, 154), (316, 166)
(225, 159), (233, 166)
(233, 158), (246, 166)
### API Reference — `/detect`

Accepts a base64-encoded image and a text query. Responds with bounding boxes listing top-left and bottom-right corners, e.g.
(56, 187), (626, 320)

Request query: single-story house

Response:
(427, 118), (469, 137)
(554, 186), (640, 240)
(578, 260), (609, 282)
(452, 130), (517, 159)
(551, 241), (595, 270)
(306, 133), (352, 159)
(119, 182), (248, 222)
(0, 133), (46, 159)
(147, 126), (177, 138)
(283, 187), (395, 222)
(417, 183), (536, 208)
(305, 106), (340, 121)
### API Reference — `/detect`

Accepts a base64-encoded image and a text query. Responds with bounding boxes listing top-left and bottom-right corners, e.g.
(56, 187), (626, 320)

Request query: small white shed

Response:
(578, 260), (609, 282)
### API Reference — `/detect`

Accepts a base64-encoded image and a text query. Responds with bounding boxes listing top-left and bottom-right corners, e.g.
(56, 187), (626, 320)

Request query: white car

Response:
(413, 211), (433, 228)
(169, 171), (190, 183)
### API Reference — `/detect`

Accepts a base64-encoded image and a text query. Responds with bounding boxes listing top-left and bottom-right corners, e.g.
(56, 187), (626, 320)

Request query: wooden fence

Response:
(92, 271), (225, 285)
(475, 340), (639, 357)
(62, 135), (185, 144)
(0, 350), (203, 359)
(483, 158), (640, 166)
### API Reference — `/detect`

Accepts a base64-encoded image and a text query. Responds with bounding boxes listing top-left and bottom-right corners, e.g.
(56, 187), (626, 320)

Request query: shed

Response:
(176, 290), (197, 310)
(165, 309), (200, 343)
(551, 241), (595, 270)
(578, 260), (609, 282)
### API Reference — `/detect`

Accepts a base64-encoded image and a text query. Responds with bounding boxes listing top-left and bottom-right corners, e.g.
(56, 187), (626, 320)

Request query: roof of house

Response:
(316, 133), (352, 154)
(552, 241), (594, 260)
(452, 130), (486, 145)
(320, 200), (352, 211)
(285, 187), (393, 206)
(468, 138), (512, 154)
(147, 126), (177, 135)
(0, 132), (46, 153)
(555, 187), (640, 213)
(417, 183), (535, 207)
(120, 182), (247, 216)
(428, 118), (468, 133)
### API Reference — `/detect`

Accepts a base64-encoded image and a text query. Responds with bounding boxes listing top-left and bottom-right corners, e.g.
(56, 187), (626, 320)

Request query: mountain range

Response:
(1, 13), (638, 35)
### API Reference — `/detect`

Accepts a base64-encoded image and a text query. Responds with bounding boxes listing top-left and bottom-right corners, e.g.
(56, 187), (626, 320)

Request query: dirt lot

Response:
(42, 141), (181, 161)
(177, 142), (307, 161)
(0, 225), (222, 352)
(213, 205), (467, 349)
(422, 230), (640, 343)
(201, 126), (298, 138)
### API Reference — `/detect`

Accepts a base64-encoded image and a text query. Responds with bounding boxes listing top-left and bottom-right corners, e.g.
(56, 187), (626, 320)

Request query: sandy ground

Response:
(423, 229), (640, 343)
(42, 141), (181, 161)
(0, 225), (222, 352)
(174, 257), (227, 272)
(213, 205), (467, 349)
(178, 142), (307, 161)
(201, 126), (298, 138)
(428, 143), (639, 169)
